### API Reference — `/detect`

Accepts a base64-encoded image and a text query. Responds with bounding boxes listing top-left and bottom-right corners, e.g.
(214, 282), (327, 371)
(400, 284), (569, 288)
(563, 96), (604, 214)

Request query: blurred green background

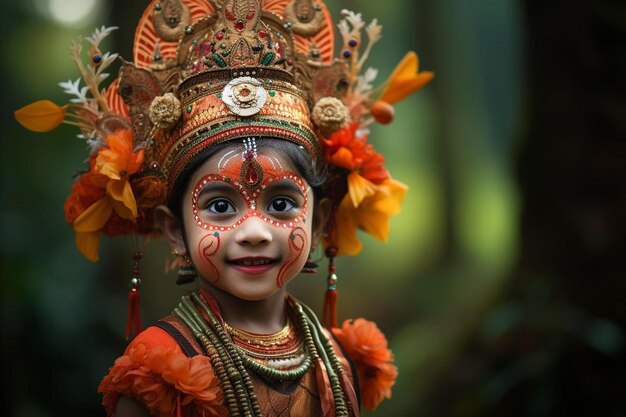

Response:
(1, 0), (624, 416)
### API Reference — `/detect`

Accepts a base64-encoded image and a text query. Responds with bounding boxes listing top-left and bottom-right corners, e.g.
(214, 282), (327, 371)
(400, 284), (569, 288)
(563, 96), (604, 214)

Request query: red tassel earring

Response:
(126, 251), (142, 340)
(322, 246), (338, 329)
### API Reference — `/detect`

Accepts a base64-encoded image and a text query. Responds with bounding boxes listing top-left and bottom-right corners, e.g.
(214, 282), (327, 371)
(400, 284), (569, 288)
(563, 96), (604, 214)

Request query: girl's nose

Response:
(234, 216), (273, 246)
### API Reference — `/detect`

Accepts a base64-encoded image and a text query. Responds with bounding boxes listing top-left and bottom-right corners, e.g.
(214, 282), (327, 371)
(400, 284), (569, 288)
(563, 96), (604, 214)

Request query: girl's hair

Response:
(168, 137), (327, 220)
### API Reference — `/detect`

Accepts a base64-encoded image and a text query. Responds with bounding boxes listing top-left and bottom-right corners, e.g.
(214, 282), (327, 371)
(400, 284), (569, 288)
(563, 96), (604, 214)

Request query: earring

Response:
(301, 253), (319, 274)
(322, 246), (338, 329)
(172, 249), (197, 285)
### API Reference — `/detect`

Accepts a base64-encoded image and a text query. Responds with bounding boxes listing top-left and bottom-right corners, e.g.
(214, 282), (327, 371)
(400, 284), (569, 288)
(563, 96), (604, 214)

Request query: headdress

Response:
(16, 0), (432, 331)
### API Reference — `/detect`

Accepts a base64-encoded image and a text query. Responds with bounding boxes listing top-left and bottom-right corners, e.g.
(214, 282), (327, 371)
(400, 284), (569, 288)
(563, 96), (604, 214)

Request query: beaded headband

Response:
(15, 0), (433, 263)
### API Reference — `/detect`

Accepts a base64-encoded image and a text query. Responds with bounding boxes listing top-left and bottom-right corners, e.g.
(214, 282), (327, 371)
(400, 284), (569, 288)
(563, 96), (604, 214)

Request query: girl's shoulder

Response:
(98, 316), (227, 417)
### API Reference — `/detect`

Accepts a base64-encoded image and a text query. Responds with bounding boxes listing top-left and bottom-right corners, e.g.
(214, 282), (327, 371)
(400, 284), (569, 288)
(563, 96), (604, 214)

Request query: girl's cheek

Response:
(276, 226), (308, 288)
(196, 231), (222, 282)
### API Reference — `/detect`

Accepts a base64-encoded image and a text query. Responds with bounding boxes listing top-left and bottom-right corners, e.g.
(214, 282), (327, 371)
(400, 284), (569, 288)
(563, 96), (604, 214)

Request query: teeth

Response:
(240, 260), (271, 266)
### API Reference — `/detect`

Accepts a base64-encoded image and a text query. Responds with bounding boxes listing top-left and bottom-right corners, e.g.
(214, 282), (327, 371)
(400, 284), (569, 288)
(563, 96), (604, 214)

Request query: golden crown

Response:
(15, 0), (433, 261)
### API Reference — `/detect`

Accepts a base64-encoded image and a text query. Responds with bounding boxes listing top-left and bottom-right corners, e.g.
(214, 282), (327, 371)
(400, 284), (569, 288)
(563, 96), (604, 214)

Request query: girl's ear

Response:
(311, 197), (332, 247)
(154, 205), (187, 254)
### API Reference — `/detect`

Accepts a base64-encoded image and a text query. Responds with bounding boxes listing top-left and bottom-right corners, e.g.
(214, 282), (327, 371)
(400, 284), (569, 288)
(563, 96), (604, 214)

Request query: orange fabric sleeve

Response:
(98, 327), (227, 417)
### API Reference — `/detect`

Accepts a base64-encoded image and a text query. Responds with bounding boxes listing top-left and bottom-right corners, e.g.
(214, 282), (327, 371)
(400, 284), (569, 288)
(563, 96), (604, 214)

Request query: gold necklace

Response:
(225, 318), (292, 346)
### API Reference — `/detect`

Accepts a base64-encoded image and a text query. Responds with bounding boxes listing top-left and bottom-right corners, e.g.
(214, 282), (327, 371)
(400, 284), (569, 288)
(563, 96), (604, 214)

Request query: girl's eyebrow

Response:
(266, 178), (305, 196)
(196, 182), (237, 198)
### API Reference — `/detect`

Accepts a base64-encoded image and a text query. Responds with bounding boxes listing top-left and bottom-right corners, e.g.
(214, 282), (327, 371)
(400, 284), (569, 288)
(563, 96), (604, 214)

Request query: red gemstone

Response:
(245, 164), (258, 184)
(259, 30), (267, 38)
(287, 59), (293, 66)
(216, 31), (224, 40)
(235, 21), (245, 32)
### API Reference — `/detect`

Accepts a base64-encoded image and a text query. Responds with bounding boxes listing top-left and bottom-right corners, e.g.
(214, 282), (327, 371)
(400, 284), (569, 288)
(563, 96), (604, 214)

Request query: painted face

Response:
(181, 144), (314, 301)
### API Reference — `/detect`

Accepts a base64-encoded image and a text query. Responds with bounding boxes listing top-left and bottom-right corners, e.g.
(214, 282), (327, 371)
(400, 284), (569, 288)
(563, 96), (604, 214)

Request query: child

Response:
(15, 0), (432, 416)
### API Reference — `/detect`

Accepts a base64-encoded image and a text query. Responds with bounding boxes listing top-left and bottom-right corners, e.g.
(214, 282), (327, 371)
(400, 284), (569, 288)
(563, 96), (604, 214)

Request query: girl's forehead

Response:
(189, 145), (299, 185)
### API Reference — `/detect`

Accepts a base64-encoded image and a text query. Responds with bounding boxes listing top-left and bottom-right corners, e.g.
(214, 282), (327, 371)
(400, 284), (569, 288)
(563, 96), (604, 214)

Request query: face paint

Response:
(276, 226), (308, 288)
(191, 158), (309, 232)
(197, 231), (221, 281)
(185, 145), (314, 301)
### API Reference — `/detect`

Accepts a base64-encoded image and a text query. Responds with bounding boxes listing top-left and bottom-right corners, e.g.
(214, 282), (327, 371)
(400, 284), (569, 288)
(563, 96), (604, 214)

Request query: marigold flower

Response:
(381, 51), (434, 104)
(324, 123), (389, 185)
(332, 318), (398, 411)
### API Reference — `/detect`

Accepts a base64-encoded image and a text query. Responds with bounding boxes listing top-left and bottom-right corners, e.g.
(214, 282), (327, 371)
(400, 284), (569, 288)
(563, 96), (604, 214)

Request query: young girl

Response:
(15, 0), (432, 415)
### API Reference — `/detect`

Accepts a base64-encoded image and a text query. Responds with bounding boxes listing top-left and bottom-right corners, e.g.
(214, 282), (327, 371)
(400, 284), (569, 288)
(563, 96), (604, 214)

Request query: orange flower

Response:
(99, 343), (226, 417)
(14, 100), (67, 132)
(380, 51), (434, 104)
(331, 177), (407, 256)
(332, 318), (398, 411)
(323, 123), (389, 185)
(71, 129), (144, 261)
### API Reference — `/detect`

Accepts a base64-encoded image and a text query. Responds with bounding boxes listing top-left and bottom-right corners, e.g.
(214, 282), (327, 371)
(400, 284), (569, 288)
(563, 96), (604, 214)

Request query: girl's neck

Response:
(200, 281), (288, 334)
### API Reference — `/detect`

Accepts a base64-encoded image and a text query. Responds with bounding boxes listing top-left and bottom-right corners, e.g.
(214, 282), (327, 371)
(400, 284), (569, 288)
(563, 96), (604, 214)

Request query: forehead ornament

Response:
(222, 77), (267, 117)
(240, 137), (263, 189)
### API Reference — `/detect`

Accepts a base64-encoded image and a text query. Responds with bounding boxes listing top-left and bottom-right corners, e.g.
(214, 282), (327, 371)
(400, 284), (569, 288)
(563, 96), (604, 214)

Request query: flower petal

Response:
(332, 195), (363, 256)
(107, 180), (138, 218)
(381, 72), (434, 104)
(75, 231), (100, 262)
(328, 147), (356, 171)
(381, 51), (434, 104)
(73, 197), (113, 232)
(347, 172), (375, 207)
(14, 100), (67, 132)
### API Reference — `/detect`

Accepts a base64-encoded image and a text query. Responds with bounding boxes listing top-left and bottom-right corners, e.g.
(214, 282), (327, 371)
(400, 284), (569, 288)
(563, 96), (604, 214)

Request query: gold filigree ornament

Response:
(221, 77), (268, 117)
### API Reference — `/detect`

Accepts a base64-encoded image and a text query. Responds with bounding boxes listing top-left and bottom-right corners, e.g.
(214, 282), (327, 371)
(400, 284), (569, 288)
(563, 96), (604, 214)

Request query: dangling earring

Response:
(172, 249), (197, 285)
(301, 254), (319, 274)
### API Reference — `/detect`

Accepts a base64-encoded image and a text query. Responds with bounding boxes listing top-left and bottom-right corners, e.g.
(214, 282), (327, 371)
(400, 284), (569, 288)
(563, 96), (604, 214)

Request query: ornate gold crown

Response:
(15, 0), (433, 261)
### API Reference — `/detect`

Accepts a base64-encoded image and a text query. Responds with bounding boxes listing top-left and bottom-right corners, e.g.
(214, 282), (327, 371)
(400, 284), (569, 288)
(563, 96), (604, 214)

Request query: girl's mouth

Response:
(229, 257), (278, 275)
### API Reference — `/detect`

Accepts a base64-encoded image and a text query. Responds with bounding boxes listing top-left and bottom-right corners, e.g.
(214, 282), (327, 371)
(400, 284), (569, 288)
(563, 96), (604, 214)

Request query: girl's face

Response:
(180, 146), (315, 301)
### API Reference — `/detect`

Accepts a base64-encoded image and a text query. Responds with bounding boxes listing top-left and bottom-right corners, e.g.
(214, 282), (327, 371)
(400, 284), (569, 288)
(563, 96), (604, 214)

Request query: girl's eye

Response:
(267, 197), (296, 212)
(207, 199), (235, 214)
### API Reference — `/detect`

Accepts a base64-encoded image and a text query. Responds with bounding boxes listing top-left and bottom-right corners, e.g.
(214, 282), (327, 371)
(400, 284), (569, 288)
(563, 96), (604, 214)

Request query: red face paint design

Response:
(197, 231), (221, 281)
(191, 157), (309, 232)
(276, 226), (308, 288)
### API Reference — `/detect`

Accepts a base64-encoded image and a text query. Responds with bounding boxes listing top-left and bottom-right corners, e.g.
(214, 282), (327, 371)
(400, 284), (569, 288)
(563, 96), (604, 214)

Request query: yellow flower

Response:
(71, 129), (144, 261)
(14, 100), (67, 132)
(380, 51), (434, 104)
(333, 176), (408, 256)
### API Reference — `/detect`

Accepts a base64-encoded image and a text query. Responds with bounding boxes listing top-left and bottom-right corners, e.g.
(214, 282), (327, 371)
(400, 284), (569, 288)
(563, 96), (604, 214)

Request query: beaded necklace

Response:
(173, 292), (353, 417)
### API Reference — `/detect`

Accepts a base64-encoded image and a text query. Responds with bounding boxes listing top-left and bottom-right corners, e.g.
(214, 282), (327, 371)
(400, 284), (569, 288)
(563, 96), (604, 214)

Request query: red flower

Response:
(332, 318), (398, 411)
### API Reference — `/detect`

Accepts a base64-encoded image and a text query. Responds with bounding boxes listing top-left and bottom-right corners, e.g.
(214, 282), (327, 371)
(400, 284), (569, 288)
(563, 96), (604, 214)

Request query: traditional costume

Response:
(15, 0), (432, 415)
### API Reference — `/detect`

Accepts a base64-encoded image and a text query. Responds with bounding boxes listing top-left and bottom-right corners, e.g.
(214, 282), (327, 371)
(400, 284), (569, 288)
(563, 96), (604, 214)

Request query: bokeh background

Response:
(1, 0), (624, 416)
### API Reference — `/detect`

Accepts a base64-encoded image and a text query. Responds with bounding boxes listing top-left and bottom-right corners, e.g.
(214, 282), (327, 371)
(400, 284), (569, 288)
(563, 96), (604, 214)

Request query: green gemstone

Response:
(186, 105), (192, 112)
(213, 231), (220, 237)
(216, 93), (222, 98)
(269, 90), (276, 97)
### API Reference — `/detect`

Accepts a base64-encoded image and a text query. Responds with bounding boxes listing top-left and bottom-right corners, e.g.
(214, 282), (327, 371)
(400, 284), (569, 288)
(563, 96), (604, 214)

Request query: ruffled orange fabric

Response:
(99, 327), (227, 417)
(332, 318), (398, 412)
